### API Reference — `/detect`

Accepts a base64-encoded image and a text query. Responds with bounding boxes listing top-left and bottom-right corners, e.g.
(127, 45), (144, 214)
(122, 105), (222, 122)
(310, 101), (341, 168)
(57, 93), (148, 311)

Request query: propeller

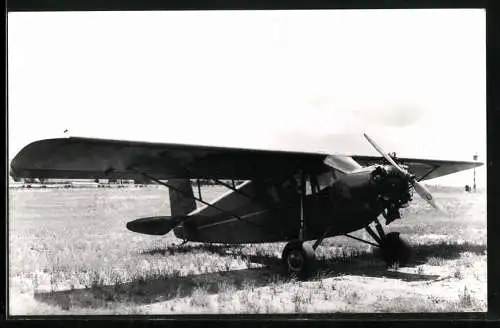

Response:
(363, 133), (442, 212)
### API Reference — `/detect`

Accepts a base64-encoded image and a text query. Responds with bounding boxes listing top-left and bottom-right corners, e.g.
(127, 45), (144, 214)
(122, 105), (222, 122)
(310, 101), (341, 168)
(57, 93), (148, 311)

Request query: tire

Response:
(281, 240), (317, 280)
(380, 232), (412, 268)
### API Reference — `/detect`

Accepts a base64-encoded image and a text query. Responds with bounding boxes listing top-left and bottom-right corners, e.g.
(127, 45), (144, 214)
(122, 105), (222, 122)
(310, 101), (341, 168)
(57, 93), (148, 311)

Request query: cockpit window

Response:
(289, 171), (339, 194)
(274, 170), (340, 198)
(316, 170), (338, 191)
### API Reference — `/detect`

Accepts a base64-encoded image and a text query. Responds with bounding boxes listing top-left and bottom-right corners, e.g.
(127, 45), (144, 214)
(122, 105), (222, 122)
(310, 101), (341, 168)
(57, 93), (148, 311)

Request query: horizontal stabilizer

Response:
(126, 216), (188, 235)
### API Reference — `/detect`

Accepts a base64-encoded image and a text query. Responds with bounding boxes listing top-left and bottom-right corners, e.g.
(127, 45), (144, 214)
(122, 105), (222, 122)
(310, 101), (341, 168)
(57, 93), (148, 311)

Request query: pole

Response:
(473, 168), (476, 192)
(473, 153), (478, 192)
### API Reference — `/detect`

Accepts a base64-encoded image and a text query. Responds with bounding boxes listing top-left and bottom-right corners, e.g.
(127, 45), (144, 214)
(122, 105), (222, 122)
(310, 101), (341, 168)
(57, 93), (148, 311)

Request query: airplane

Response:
(10, 133), (483, 280)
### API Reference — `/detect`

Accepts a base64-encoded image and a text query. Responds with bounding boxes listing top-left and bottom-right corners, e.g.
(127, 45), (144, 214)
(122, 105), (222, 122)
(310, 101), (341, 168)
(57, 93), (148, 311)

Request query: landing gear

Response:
(344, 219), (412, 268)
(380, 232), (411, 267)
(366, 219), (412, 267)
(280, 171), (317, 280)
(282, 240), (316, 280)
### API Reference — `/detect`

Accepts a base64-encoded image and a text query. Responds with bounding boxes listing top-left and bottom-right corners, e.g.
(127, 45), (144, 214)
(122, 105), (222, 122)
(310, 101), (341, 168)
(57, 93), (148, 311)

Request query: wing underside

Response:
(10, 137), (482, 182)
(10, 137), (326, 181)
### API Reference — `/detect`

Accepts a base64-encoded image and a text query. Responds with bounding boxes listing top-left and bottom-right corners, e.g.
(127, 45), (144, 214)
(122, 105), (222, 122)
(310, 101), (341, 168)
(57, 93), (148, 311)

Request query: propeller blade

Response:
(412, 180), (443, 212)
(363, 133), (443, 212)
(324, 155), (363, 174)
(363, 133), (408, 177)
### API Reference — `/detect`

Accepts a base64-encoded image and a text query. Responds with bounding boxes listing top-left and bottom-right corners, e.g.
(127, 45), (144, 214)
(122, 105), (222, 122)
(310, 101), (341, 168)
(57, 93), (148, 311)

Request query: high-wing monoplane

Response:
(10, 134), (483, 279)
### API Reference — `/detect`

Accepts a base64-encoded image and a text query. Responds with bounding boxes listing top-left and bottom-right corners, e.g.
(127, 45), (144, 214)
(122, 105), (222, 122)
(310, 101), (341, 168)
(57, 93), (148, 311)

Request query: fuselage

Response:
(174, 165), (412, 244)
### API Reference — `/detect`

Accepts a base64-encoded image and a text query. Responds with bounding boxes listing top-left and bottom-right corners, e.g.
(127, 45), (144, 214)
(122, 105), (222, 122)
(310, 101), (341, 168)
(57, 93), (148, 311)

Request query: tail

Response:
(169, 179), (196, 216)
(168, 179), (196, 239)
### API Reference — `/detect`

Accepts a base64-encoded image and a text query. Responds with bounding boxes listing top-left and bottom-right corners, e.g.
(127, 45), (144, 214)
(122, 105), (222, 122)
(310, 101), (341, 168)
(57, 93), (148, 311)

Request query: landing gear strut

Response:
(343, 219), (412, 267)
(282, 172), (317, 280)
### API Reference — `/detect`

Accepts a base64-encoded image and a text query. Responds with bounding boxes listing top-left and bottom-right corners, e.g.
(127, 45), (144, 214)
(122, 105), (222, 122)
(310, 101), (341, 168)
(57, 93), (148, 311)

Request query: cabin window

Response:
(267, 185), (280, 202)
(291, 174), (317, 195)
(305, 180), (313, 195)
(316, 170), (338, 191)
(271, 177), (298, 201)
(275, 173), (334, 198)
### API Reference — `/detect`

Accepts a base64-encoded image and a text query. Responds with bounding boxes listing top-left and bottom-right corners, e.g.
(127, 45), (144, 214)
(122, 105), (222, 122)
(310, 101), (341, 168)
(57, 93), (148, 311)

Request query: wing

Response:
(10, 137), (482, 182)
(352, 155), (483, 182)
(10, 137), (326, 181)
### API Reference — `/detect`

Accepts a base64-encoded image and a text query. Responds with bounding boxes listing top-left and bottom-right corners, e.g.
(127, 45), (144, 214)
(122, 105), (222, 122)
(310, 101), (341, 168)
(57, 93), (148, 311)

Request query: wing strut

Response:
(417, 164), (441, 182)
(343, 233), (380, 248)
(196, 179), (202, 200)
(127, 167), (284, 240)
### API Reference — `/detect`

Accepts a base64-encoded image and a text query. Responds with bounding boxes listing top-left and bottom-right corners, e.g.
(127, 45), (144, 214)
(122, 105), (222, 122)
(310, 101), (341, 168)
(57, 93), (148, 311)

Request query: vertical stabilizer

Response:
(168, 179), (196, 216)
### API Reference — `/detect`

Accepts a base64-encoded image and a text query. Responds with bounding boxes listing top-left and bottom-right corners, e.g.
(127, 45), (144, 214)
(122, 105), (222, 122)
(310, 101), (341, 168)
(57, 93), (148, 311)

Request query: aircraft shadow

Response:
(408, 241), (486, 265)
(140, 243), (243, 256)
(33, 241), (486, 310)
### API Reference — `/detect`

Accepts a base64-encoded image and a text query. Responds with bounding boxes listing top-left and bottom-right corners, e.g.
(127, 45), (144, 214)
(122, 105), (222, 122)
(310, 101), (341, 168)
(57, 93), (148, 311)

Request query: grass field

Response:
(8, 185), (487, 314)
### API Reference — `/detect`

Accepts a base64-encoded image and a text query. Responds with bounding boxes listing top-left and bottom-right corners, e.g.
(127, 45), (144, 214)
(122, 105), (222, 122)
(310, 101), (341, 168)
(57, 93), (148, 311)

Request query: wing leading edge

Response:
(10, 137), (482, 182)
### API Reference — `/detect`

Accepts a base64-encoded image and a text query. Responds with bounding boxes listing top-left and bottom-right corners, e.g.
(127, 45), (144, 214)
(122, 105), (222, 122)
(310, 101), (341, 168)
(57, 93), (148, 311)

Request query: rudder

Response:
(168, 179), (196, 240)
(168, 179), (196, 216)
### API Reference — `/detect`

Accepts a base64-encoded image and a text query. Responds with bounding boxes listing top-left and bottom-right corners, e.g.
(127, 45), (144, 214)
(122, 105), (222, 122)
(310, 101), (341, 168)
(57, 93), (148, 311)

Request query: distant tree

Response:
(135, 176), (151, 184)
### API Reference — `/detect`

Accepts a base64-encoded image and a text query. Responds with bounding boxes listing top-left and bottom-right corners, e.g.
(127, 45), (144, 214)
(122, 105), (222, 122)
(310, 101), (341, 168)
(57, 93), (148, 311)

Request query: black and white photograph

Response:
(8, 9), (486, 315)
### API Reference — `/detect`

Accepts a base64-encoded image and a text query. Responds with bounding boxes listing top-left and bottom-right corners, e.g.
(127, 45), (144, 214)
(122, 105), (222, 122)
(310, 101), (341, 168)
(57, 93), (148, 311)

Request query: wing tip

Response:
(9, 166), (21, 181)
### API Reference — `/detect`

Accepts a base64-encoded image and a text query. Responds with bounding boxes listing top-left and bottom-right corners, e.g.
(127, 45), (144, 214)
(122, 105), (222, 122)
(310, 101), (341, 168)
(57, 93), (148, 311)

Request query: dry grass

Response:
(8, 186), (486, 315)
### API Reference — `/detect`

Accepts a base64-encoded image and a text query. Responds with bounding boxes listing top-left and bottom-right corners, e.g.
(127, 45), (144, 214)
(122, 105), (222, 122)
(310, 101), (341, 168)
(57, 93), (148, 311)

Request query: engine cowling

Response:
(370, 165), (413, 224)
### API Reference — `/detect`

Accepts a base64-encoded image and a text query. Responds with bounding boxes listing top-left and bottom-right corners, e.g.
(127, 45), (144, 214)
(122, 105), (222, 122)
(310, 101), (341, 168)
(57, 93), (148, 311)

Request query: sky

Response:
(7, 9), (486, 186)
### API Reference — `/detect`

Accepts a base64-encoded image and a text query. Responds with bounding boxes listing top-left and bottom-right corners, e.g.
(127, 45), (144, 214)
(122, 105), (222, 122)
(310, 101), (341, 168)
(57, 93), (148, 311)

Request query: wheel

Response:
(281, 240), (317, 280)
(380, 232), (412, 267)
